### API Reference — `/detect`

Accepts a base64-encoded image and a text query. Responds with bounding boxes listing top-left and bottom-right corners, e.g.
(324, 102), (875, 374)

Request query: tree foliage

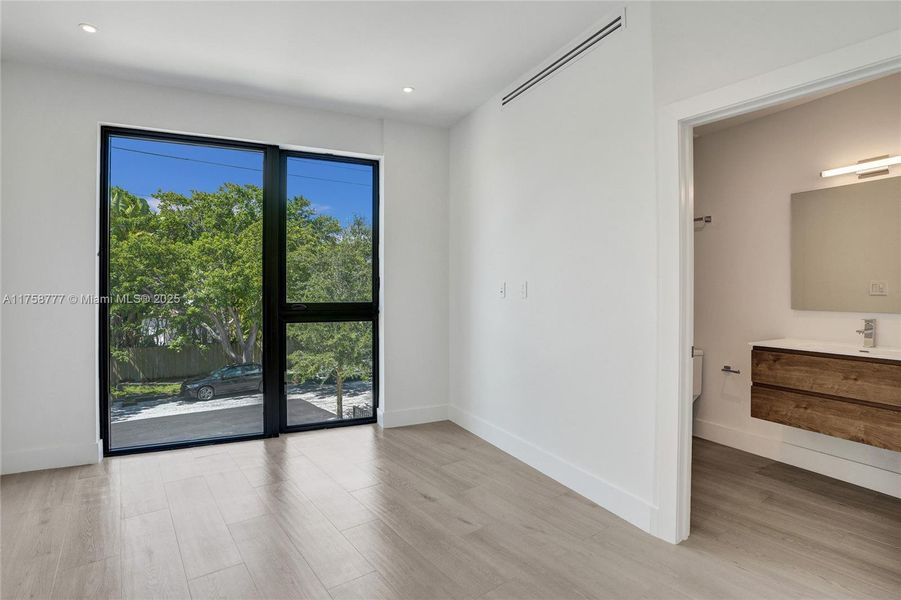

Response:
(110, 183), (373, 416)
(287, 321), (372, 418)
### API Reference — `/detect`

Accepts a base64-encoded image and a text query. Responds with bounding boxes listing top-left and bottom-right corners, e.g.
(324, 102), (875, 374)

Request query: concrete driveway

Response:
(109, 381), (373, 449)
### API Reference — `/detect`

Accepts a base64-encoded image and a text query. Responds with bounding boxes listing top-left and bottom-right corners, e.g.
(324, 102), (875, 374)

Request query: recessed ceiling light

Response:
(402, 86), (415, 94)
(78, 23), (98, 34)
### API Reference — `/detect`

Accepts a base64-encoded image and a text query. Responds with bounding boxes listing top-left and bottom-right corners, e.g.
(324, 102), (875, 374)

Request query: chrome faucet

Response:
(856, 319), (876, 348)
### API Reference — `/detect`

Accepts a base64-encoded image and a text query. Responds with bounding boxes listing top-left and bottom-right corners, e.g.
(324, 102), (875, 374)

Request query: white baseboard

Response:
(448, 405), (656, 533)
(379, 404), (448, 428)
(1, 439), (103, 475)
(693, 419), (901, 498)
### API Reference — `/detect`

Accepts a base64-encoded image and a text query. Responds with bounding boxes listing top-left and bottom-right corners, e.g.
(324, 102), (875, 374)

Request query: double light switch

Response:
(499, 281), (528, 299)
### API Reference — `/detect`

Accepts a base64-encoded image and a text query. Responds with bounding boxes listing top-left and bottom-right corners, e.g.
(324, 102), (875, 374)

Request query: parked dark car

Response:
(180, 363), (263, 400)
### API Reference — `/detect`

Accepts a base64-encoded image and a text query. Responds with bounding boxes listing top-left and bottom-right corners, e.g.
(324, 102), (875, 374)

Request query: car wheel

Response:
(197, 386), (215, 401)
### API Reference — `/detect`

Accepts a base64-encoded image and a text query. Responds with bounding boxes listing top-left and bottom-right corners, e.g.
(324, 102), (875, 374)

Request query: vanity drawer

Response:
(752, 349), (901, 409)
(751, 386), (901, 452)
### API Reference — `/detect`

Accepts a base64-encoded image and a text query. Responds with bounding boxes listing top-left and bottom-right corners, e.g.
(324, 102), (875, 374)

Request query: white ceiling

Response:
(1, 1), (617, 126)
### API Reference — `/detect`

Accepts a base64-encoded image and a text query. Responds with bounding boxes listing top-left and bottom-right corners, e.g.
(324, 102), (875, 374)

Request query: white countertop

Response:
(750, 338), (901, 362)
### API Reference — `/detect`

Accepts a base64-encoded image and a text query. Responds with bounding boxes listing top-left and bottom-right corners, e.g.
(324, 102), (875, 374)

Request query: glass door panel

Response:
(102, 134), (379, 451)
(280, 151), (379, 431)
(104, 131), (265, 451)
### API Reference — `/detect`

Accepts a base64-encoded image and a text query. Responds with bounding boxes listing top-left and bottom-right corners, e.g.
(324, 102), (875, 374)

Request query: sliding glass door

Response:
(280, 152), (378, 430)
(101, 129), (268, 451)
(100, 129), (378, 454)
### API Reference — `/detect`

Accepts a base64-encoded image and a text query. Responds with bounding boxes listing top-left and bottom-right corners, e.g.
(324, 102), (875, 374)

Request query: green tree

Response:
(109, 187), (175, 351)
(110, 183), (263, 362)
(110, 187), (153, 238)
(285, 194), (336, 302)
(304, 216), (373, 302)
(287, 321), (372, 418)
(154, 183), (264, 362)
(285, 208), (373, 418)
(110, 181), (374, 418)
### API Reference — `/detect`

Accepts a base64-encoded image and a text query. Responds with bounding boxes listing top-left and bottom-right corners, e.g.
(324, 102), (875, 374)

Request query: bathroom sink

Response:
(749, 338), (901, 363)
(854, 347), (901, 361)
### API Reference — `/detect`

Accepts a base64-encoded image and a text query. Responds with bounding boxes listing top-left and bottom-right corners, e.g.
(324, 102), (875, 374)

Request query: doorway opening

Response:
(655, 39), (901, 543)
(687, 73), (901, 542)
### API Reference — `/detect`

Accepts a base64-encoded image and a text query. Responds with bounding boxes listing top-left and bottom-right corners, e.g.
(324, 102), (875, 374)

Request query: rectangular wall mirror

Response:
(792, 176), (901, 313)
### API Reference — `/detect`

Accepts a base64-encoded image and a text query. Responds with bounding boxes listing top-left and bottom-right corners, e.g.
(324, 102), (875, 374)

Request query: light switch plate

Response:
(520, 281), (528, 299)
(499, 281), (506, 299)
(869, 281), (888, 296)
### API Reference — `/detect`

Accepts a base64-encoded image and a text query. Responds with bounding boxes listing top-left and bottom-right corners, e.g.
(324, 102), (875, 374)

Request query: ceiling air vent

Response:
(501, 9), (625, 107)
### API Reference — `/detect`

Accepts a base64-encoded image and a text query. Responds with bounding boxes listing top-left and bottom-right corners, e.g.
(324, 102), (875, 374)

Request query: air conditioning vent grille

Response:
(501, 11), (624, 107)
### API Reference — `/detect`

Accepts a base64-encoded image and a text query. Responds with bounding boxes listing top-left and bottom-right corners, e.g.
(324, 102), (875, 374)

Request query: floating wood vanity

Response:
(750, 339), (901, 452)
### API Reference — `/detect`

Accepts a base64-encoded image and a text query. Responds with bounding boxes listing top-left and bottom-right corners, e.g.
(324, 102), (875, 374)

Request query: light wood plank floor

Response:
(2, 422), (899, 599)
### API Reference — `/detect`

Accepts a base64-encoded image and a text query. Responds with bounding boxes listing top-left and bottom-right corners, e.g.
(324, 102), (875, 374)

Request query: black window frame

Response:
(278, 150), (380, 433)
(99, 127), (379, 456)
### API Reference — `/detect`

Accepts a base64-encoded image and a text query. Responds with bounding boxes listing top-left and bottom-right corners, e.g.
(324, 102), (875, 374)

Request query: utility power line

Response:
(110, 145), (372, 187)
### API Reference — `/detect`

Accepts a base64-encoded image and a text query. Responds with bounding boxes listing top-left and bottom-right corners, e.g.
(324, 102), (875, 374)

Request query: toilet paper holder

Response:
(721, 365), (741, 375)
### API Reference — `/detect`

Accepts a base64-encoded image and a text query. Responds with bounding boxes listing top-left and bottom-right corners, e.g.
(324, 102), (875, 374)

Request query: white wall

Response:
(651, 1), (901, 106)
(380, 121), (450, 427)
(449, 3), (659, 530)
(450, 1), (901, 540)
(693, 74), (901, 497)
(0, 61), (449, 473)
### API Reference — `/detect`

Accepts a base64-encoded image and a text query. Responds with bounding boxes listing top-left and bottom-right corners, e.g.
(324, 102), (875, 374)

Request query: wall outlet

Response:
(869, 281), (888, 296)
(520, 280), (528, 299)
(498, 281), (506, 299)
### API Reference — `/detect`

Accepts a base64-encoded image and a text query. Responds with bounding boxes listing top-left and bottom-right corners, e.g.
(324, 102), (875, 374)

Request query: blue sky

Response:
(109, 135), (373, 226)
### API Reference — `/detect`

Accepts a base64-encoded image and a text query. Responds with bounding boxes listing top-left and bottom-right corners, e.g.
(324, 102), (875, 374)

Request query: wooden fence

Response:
(111, 346), (261, 383)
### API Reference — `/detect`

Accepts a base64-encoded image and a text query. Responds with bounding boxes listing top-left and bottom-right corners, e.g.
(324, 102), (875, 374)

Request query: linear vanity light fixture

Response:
(821, 154), (901, 178)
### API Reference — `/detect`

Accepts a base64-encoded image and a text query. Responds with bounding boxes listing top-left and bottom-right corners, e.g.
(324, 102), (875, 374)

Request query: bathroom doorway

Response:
(686, 71), (901, 548)
(653, 39), (901, 542)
